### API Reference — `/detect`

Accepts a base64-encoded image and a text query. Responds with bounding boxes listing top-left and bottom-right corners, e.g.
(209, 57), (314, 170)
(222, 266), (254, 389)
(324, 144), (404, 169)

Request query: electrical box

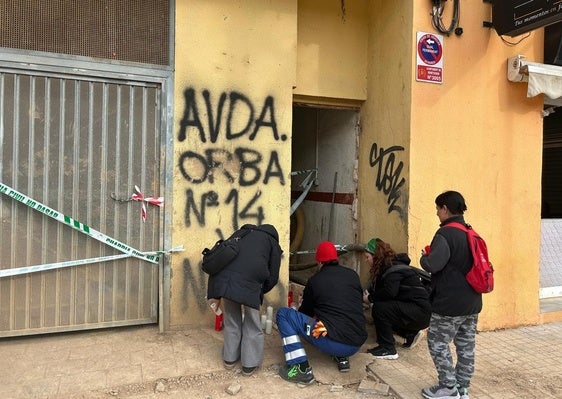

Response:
(493, 0), (562, 37)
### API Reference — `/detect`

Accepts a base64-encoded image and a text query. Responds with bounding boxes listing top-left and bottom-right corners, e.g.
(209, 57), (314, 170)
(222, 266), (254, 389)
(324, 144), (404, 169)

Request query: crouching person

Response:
(276, 241), (368, 385)
(363, 238), (431, 359)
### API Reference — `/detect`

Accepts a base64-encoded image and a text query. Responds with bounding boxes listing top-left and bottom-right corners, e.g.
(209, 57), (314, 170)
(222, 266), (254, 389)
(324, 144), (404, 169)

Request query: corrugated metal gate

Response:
(0, 57), (170, 337)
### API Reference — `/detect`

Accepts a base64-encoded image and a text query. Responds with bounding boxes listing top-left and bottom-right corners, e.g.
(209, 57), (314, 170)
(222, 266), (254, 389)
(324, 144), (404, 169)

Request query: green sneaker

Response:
(278, 363), (315, 385)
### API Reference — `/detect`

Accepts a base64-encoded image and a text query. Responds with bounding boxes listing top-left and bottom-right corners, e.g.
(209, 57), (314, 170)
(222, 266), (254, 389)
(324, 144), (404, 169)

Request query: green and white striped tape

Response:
(0, 181), (183, 277)
(0, 254), (130, 278)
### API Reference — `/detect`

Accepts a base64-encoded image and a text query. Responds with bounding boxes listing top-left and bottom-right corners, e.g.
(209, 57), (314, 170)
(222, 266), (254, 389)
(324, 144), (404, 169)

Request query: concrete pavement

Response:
(1, 319), (562, 399)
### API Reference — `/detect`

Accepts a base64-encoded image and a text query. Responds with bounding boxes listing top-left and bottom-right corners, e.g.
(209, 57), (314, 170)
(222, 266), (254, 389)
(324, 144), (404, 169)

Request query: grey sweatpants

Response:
(427, 312), (478, 388)
(222, 298), (263, 368)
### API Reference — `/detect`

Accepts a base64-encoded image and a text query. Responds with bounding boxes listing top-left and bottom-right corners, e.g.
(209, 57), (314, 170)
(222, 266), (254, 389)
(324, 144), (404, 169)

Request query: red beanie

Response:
(316, 241), (338, 263)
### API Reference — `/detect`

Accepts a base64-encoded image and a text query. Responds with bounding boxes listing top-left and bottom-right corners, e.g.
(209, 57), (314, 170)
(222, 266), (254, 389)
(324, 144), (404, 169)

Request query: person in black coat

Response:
(207, 224), (282, 376)
(363, 238), (431, 360)
(276, 241), (367, 385)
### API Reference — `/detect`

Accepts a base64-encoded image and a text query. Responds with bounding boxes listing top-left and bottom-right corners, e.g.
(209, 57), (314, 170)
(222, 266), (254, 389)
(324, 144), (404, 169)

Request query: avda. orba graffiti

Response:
(177, 88), (286, 229)
(178, 147), (284, 186)
(178, 88), (287, 143)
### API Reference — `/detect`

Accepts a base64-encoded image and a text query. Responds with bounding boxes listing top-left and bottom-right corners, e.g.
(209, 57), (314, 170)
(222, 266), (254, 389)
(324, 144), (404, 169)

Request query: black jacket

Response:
(207, 224), (282, 309)
(367, 253), (431, 313)
(420, 216), (483, 316)
(299, 262), (368, 347)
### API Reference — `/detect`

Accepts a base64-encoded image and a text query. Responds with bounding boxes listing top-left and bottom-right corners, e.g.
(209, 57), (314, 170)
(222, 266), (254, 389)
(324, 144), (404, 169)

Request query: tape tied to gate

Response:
(131, 185), (164, 222)
(0, 181), (183, 278)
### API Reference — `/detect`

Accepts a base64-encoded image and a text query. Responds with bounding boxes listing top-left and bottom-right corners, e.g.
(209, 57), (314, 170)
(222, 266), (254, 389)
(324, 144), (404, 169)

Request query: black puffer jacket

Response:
(367, 253), (431, 312)
(299, 262), (368, 347)
(420, 216), (483, 316)
(207, 224), (282, 309)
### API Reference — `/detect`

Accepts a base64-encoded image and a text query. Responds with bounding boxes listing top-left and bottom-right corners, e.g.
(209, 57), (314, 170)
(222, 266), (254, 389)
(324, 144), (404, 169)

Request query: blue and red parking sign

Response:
(416, 32), (443, 84)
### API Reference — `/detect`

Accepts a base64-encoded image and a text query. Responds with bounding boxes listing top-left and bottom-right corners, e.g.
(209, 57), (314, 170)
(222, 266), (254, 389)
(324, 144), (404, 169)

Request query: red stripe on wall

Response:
(291, 191), (355, 205)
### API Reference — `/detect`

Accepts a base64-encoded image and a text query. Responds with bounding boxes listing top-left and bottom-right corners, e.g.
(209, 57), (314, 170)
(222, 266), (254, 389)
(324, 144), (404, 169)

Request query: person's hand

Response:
(363, 289), (370, 304)
(312, 320), (328, 338)
(208, 298), (221, 312)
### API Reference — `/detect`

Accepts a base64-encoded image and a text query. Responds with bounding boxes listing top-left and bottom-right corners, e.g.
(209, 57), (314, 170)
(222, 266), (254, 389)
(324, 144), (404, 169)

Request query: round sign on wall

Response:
(416, 31), (444, 84)
(417, 33), (443, 65)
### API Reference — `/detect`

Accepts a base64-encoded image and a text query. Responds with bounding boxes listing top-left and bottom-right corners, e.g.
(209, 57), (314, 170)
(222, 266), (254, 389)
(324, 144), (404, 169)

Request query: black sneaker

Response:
(403, 330), (424, 349)
(331, 356), (350, 372)
(278, 363), (315, 385)
(367, 346), (399, 360)
(242, 366), (257, 376)
(223, 359), (237, 370)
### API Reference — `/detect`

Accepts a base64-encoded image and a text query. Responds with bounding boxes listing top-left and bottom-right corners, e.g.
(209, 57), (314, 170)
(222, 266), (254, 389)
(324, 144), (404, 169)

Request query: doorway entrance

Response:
(289, 105), (360, 285)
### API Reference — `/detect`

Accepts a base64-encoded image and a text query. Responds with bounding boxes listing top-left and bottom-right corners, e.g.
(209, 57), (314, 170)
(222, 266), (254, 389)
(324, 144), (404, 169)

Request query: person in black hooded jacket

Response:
(207, 224), (282, 377)
(419, 191), (482, 399)
(363, 238), (431, 360)
(276, 241), (367, 385)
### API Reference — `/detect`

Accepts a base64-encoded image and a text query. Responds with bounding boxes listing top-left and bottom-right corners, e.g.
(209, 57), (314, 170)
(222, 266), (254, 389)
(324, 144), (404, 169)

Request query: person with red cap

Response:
(276, 241), (367, 385)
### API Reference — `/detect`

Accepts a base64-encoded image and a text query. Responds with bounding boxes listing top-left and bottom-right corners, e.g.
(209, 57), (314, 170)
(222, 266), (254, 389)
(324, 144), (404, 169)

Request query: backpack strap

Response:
(249, 226), (279, 240)
(381, 263), (414, 279)
(228, 225), (253, 241)
(444, 221), (470, 232)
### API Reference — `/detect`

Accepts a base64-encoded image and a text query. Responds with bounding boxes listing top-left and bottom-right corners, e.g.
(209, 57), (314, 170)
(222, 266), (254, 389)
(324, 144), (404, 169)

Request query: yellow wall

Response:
(408, 3), (544, 329)
(172, 0), (551, 330)
(295, 0), (368, 100)
(172, 0), (297, 327)
(357, 1), (413, 259)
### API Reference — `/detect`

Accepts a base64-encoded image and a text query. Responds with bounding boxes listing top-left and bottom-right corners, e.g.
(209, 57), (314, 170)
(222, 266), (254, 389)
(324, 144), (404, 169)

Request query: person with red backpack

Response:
(419, 191), (482, 399)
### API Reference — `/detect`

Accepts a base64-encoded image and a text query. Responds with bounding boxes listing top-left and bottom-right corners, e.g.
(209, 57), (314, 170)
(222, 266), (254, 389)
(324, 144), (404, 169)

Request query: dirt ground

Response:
(474, 368), (562, 399)
(61, 360), (562, 399)
(65, 364), (398, 399)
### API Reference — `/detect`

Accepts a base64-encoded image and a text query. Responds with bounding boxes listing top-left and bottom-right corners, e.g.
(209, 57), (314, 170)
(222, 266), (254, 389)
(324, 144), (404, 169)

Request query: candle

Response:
(261, 314), (267, 330)
(265, 319), (273, 334)
(266, 306), (273, 320)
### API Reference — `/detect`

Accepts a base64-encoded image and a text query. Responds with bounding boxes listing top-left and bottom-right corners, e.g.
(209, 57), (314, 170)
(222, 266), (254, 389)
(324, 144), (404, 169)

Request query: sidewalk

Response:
(1, 320), (561, 399)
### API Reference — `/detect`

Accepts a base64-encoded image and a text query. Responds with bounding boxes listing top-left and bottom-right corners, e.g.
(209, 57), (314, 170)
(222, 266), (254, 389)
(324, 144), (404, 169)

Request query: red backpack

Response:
(445, 222), (494, 294)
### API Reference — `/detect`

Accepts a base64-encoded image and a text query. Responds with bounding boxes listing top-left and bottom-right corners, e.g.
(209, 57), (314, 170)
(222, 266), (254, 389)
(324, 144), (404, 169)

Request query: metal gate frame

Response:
(0, 49), (174, 334)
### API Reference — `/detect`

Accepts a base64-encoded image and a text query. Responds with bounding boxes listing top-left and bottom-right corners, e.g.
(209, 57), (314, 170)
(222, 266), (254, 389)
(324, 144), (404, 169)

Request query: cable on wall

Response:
(431, 0), (463, 36)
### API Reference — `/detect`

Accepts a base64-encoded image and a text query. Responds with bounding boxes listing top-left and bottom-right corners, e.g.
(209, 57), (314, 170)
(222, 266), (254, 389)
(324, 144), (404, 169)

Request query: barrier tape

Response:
(0, 254), (130, 278)
(0, 182), (162, 270)
(131, 185), (164, 222)
(290, 244), (349, 256)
